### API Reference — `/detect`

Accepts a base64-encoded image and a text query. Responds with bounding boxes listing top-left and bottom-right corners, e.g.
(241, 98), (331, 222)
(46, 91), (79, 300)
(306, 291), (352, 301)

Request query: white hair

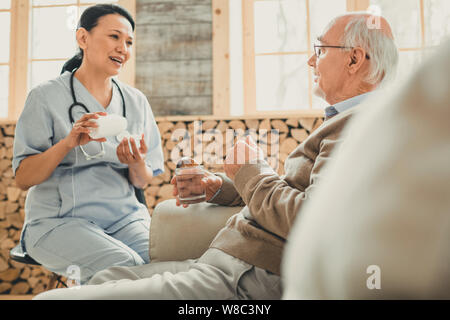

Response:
(326, 14), (399, 85)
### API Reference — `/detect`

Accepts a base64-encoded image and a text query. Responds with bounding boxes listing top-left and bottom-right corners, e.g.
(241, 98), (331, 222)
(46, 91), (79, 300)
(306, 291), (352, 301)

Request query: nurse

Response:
(12, 4), (164, 284)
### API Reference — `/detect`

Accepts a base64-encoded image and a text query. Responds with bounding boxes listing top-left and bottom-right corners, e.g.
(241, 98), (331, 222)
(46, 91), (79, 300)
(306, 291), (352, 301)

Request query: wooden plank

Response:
(31, 2), (109, 8)
(147, 96), (212, 116)
(136, 23), (212, 62)
(29, 58), (66, 62)
(118, 0), (136, 87)
(134, 0), (213, 117)
(0, 119), (17, 125)
(347, 0), (369, 11)
(8, 0), (29, 121)
(136, 2), (212, 25)
(357, 0), (370, 11)
(136, 60), (211, 97)
(398, 48), (426, 52)
(240, 108), (324, 118)
(419, 0), (425, 48)
(212, 0), (230, 117)
(242, 0), (256, 115)
(347, 0), (355, 11)
(136, 0), (211, 5)
(2, 109), (324, 125)
(306, 0), (312, 109)
(154, 108), (324, 122)
(0, 295), (34, 300)
(1, 109), (323, 125)
(255, 51), (310, 56)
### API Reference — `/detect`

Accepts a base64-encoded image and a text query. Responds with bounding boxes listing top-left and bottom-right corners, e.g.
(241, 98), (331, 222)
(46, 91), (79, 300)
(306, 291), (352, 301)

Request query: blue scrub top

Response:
(13, 71), (164, 236)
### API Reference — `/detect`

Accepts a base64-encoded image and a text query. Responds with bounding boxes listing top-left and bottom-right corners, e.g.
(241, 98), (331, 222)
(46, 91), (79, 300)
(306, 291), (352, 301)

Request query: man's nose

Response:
(307, 54), (316, 67)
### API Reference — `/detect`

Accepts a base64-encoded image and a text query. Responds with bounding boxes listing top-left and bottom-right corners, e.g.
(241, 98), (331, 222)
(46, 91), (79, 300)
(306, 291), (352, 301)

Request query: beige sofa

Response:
(149, 199), (243, 262)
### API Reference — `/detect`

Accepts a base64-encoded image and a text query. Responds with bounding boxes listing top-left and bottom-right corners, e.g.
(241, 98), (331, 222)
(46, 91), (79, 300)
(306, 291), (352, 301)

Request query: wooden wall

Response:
(135, 0), (213, 116)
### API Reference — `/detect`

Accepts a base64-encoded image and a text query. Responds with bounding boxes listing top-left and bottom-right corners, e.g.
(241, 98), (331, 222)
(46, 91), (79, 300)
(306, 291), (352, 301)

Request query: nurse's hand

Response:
(63, 112), (107, 149)
(116, 134), (148, 166)
(118, 135), (153, 188)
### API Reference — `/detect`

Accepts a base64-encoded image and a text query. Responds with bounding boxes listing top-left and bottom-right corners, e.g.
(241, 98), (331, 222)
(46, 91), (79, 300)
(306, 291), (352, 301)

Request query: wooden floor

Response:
(0, 295), (35, 300)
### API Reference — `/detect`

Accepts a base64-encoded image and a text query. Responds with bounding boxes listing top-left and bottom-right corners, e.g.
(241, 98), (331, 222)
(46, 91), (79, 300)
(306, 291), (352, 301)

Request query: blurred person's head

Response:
(283, 38), (450, 300)
(61, 4), (135, 77)
(308, 13), (398, 105)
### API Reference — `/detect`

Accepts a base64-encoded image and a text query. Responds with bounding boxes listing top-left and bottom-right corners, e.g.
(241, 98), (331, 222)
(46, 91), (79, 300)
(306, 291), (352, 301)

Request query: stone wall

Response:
(0, 114), (323, 295)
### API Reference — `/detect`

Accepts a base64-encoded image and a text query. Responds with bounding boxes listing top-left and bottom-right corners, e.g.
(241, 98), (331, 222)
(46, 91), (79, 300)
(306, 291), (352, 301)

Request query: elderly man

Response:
(35, 13), (398, 300)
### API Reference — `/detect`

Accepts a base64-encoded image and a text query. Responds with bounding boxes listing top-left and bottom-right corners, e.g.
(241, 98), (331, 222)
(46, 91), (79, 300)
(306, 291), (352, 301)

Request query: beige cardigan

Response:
(209, 108), (357, 275)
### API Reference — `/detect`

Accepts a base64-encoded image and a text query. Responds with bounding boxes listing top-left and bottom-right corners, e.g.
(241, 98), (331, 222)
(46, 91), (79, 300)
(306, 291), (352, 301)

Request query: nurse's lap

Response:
(24, 217), (149, 283)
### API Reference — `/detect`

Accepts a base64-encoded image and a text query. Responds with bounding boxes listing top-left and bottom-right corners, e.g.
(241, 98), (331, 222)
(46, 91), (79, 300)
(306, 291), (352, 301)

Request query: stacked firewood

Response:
(149, 117), (323, 210)
(0, 115), (323, 295)
(0, 124), (59, 295)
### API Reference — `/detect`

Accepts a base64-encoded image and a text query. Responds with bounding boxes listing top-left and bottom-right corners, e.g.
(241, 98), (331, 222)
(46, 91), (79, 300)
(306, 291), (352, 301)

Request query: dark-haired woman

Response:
(13, 4), (164, 284)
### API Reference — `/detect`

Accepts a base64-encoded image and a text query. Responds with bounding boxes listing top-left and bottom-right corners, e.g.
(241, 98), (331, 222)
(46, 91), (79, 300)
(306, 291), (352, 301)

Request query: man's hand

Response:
(224, 135), (264, 181)
(171, 169), (223, 208)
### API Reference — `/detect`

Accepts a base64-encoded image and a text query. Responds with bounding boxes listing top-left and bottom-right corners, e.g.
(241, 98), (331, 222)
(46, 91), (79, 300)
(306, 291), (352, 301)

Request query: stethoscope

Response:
(69, 69), (126, 160)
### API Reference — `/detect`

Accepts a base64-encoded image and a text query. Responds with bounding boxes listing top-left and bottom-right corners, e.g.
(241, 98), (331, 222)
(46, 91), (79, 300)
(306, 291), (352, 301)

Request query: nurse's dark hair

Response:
(60, 4), (135, 74)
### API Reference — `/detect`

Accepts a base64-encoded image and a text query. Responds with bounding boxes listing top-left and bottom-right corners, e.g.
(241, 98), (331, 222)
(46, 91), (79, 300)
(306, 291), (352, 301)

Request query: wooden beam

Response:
(306, 0), (312, 109)
(8, 0), (29, 120)
(1, 107), (324, 125)
(31, 3), (103, 8)
(212, 0), (230, 117)
(0, 295), (34, 300)
(154, 108), (324, 123)
(346, 0), (356, 11)
(419, 0), (425, 48)
(255, 51), (310, 56)
(242, 0), (256, 115)
(347, 0), (369, 12)
(117, 0), (136, 87)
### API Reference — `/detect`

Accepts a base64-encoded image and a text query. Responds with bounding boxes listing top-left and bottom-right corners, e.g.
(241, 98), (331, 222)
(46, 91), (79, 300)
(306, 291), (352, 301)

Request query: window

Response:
(369, 0), (450, 81)
(252, 0), (348, 114)
(29, 0), (122, 89)
(1, 0), (135, 121)
(0, 1), (11, 118)
(227, 0), (450, 116)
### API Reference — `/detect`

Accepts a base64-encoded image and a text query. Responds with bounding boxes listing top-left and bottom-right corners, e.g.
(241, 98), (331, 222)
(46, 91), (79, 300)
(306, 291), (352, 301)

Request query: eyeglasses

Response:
(314, 44), (370, 60)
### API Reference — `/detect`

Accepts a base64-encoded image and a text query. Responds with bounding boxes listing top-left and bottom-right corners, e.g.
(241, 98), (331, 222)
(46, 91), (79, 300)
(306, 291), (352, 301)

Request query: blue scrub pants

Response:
(23, 217), (150, 284)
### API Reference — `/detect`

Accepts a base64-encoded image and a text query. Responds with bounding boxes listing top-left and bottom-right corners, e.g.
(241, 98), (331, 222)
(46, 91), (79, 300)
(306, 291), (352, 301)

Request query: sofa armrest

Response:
(149, 199), (243, 262)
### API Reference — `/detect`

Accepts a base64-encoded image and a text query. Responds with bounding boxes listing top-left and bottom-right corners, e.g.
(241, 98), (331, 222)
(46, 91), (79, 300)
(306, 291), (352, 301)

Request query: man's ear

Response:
(76, 28), (88, 50)
(348, 47), (366, 74)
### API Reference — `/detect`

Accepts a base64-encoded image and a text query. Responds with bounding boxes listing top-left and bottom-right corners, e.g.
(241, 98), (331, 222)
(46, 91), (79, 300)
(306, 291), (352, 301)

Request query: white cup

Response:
(89, 114), (128, 139)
